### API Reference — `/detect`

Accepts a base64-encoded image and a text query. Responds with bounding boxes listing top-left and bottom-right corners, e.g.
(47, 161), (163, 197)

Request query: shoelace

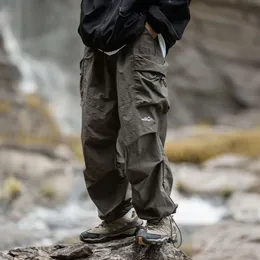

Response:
(96, 220), (116, 228)
(148, 216), (183, 248)
(95, 221), (106, 228)
(97, 216), (182, 248)
(169, 215), (183, 249)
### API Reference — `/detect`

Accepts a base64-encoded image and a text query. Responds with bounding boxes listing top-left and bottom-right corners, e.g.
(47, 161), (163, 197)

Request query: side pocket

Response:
(79, 58), (85, 107)
(79, 47), (95, 107)
(133, 56), (170, 113)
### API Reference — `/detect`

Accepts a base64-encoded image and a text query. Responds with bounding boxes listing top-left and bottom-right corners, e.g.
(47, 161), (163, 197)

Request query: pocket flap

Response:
(133, 56), (168, 77)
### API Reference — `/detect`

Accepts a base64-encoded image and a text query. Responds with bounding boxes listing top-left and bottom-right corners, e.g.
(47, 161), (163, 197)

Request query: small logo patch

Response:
(141, 116), (153, 122)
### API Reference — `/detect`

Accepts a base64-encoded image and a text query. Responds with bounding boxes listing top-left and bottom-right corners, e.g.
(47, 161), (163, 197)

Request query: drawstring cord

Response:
(170, 215), (183, 249)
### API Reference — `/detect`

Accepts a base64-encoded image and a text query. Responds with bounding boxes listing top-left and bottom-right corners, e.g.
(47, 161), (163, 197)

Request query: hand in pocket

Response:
(145, 22), (158, 39)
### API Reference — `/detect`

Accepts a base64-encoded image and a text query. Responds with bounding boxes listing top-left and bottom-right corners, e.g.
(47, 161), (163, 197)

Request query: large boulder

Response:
(0, 238), (191, 260)
(167, 0), (260, 127)
(228, 192), (260, 223)
(192, 221), (260, 260)
(173, 163), (259, 196)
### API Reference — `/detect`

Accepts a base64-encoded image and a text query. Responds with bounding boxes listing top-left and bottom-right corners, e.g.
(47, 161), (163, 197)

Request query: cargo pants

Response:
(80, 28), (177, 222)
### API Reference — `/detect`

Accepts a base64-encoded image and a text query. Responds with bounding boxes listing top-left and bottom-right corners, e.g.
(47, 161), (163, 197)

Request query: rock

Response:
(38, 169), (74, 203)
(174, 164), (259, 196)
(166, 0), (260, 127)
(228, 192), (260, 223)
(0, 254), (12, 260)
(0, 222), (51, 252)
(0, 149), (62, 180)
(1, 238), (191, 260)
(0, 147), (76, 216)
(248, 159), (260, 175)
(3, 189), (36, 218)
(217, 109), (260, 129)
(203, 154), (251, 170)
(192, 221), (260, 260)
(54, 145), (74, 161)
(166, 125), (236, 142)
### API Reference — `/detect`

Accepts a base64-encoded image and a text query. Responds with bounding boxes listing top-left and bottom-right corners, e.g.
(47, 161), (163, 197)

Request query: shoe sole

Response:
(136, 236), (169, 246)
(136, 234), (177, 246)
(80, 227), (141, 244)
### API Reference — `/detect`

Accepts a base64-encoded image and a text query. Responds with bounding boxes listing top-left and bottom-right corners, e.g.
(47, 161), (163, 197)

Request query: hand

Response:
(145, 22), (158, 39)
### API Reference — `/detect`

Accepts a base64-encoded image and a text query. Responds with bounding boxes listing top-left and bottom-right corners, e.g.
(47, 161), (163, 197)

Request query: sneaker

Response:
(136, 216), (177, 246)
(80, 209), (143, 243)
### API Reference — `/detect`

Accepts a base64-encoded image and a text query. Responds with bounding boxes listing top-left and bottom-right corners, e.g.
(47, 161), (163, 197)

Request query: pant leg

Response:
(116, 30), (178, 220)
(80, 47), (131, 222)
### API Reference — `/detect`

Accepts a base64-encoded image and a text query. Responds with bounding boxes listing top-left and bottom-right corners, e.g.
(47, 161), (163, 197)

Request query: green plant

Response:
(0, 100), (10, 114)
(220, 188), (233, 199)
(40, 185), (56, 199)
(176, 181), (191, 194)
(3, 177), (23, 200)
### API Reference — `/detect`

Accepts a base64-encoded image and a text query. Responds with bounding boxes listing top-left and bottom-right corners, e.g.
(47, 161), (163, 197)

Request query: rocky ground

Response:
(1, 140), (259, 258)
(192, 221), (260, 260)
(171, 145), (260, 259)
(0, 144), (87, 250)
(0, 237), (191, 260)
(172, 154), (260, 197)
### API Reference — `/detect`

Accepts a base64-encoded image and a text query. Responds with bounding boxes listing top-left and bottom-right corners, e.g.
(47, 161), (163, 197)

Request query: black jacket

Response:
(78, 0), (191, 52)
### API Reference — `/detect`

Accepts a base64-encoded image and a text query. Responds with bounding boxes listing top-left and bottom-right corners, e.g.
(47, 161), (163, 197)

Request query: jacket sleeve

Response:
(146, 0), (191, 48)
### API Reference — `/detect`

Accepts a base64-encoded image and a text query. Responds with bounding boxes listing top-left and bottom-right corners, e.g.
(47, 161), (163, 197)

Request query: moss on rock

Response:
(65, 136), (84, 162)
(40, 185), (56, 199)
(0, 100), (10, 114)
(165, 128), (260, 164)
(2, 177), (23, 201)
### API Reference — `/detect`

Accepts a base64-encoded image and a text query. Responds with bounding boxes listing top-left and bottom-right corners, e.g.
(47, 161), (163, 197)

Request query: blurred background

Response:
(0, 0), (260, 259)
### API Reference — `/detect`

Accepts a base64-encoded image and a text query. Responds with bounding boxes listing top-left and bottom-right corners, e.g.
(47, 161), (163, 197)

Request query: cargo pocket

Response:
(133, 56), (170, 114)
(79, 48), (94, 107)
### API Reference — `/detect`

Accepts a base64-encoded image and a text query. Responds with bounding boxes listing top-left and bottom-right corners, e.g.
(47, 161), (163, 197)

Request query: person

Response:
(78, 0), (191, 246)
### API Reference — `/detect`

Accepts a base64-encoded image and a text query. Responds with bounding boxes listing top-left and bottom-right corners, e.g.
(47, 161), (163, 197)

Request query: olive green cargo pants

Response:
(80, 29), (177, 222)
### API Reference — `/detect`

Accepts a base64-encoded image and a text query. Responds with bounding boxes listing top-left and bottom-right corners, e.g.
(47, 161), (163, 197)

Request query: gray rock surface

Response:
(166, 0), (260, 127)
(248, 159), (260, 175)
(203, 154), (251, 170)
(192, 221), (260, 260)
(217, 109), (260, 129)
(0, 145), (81, 220)
(0, 222), (51, 252)
(0, 238), (190, 260)
(0, 147), (75, 196)
(174, 163), (259, 196)
(0, 148), (64, 180)
(228, 192), (260, 223)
